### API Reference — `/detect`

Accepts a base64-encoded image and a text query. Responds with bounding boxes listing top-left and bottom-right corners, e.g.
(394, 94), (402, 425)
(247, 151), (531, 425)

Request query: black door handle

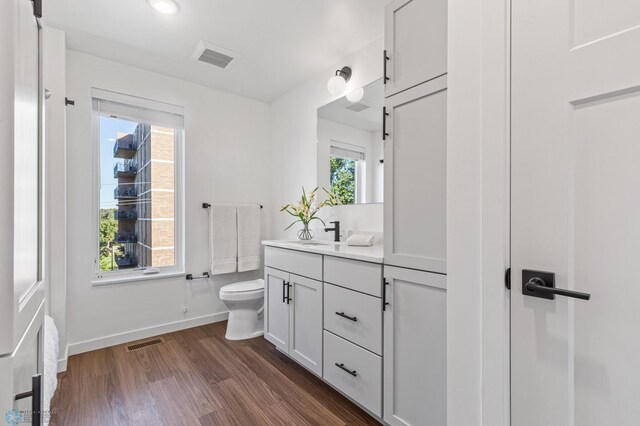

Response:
(522, 270), (591, 301)
(335, 362), (357, 377)
(286, 282), (292, 304)
(335, 312), (357, 322)
(15, 374), (41, 426)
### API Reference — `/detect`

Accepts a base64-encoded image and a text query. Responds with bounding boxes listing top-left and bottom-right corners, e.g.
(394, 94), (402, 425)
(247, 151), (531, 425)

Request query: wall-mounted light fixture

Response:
(327, 66), (352, 96)
(346, 87), (364, 102)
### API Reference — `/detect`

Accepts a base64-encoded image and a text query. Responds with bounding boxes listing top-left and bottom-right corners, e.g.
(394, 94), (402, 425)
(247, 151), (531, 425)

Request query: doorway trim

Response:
(447, 0), (511, 424)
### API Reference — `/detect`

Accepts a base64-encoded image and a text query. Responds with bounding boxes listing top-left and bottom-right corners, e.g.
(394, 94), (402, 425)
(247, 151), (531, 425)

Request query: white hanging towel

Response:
(237, 204), (262, 272)
(209, 205), (238, 275)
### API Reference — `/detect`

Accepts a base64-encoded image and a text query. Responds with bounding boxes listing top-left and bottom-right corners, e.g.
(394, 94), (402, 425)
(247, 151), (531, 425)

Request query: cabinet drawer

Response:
(323, 256), (382, 297)
(264, 246), (322, 281)
(324, 283), (382, 355)
(323, 331), (382, 416)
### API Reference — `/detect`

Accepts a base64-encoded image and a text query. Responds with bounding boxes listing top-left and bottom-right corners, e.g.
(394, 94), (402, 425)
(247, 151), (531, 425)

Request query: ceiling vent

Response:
(345, 102), (370, 113)
(192, 41), (241, 70)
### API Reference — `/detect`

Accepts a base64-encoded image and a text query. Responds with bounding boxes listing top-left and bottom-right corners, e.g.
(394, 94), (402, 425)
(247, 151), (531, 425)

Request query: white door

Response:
(384, 0), (447, 98)
(264, 267), (290, 352)
(511, 0), (640, 423)
(0, 0), (44, 356)
(383, 266), (446, 426)
(289, 274), (323, 376)
(384, 76), (447, 274)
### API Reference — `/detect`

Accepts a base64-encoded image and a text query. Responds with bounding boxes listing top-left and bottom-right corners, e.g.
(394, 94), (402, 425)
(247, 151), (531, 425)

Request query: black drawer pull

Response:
(335, 311), (357, 322)
(335, 362), (357, 377)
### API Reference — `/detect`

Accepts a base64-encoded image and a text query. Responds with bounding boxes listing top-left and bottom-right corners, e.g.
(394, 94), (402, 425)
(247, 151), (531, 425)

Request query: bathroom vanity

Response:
(262, 241), (446, 424)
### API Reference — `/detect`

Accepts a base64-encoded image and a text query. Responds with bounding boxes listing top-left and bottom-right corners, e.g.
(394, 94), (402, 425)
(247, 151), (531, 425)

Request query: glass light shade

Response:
(147, 0), (180, 14)
(327, 75), (347, 96)
(346, 87), (364, 102)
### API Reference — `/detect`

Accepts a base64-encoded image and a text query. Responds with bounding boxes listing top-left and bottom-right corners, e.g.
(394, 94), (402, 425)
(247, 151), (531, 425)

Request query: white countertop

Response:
(262, 240), (384, 264)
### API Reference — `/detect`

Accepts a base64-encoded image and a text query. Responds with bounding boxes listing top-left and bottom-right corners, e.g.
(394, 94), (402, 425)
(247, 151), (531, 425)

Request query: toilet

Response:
(219, 279), (265, 340)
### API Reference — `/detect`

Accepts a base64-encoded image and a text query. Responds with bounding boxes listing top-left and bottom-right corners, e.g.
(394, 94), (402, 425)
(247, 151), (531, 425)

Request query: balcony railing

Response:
(114, 232), (138, 243)
(115, 254), (138, 268)
(114, 187), (137, 199)
(113, 137), (138, 159)
(114, 209), (138, 220)
(113, 160), (138, 178)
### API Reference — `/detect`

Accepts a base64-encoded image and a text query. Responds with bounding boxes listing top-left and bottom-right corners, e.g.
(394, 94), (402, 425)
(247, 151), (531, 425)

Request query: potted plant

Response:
(281, 187), (339, 240)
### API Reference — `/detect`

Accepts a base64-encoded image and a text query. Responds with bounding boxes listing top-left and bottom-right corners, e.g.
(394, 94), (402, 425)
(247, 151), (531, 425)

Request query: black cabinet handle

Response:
(286, 282), (292, 304)
(15, 374), (41, 426)
(335, 312), (357, 322)
(383, 50), (390, 84)
(382, 107), (390, 140)
(335, 363), (357, 377)
(382, 279), (390, 311)
(282, 280), (286, 303)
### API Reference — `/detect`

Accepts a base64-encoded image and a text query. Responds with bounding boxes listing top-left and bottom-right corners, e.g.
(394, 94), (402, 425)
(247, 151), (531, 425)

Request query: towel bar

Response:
(202, 202), (263, 209)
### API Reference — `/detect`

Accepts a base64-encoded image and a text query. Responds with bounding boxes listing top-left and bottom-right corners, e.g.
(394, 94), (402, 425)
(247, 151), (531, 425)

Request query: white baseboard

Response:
(57, 345), (69, 372)
(64, 311), (229, 359)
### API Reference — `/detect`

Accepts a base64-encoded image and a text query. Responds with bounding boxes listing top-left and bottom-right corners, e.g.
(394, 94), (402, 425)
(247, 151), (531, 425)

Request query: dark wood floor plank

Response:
(50, 321), (380, 426)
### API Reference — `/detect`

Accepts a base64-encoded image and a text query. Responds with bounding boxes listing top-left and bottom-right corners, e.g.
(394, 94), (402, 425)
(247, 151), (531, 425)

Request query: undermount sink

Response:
(287, 240), (332, 246)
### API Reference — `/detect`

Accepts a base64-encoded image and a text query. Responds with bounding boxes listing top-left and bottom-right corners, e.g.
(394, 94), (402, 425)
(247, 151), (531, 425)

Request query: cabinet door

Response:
(264, 267), (290, 352)
(384, 0), (447, 98)
(289, 274), (323, 376)
(383, 266), (446, 426)
(0, 300), (44, 424)
(384, 76), (447, 273)
(0, 0), (44, 356)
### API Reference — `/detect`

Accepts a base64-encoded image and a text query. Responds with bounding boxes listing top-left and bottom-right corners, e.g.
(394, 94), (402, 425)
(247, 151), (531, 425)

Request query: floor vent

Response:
(125, 337), (166, 352)
(192, 41), (241, 70)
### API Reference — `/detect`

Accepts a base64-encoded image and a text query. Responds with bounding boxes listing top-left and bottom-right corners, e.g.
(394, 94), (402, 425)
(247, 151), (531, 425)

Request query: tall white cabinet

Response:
(0, 0), (45, 422)
(383, 0), (448, 424)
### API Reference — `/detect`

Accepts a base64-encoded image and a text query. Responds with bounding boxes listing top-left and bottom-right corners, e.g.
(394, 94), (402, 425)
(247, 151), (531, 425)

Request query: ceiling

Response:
(44, 0), (389, 103)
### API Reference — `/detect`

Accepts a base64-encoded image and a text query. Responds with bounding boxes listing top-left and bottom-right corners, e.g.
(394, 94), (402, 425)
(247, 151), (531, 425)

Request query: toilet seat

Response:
(220, 279), (265, 301)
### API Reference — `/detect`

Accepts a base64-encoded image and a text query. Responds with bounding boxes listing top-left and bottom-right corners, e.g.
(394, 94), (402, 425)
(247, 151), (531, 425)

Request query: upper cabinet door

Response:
(264, 267), (290, 352)
(288, 274), (323, 376)
(384, 0), (447, 98)
(0, 0), (44, 356)
(384, 76), (447, 274)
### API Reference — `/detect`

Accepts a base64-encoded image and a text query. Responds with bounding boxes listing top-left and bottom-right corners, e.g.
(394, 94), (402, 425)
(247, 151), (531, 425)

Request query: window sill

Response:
(91, 270), (186, 286)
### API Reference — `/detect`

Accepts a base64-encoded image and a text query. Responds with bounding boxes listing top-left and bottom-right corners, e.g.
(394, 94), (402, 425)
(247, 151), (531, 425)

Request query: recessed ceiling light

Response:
(147, 0), (180, 15)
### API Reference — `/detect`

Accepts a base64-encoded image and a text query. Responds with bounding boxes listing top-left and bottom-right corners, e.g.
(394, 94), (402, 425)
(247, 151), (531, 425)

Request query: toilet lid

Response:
(220, 279), (264, 293)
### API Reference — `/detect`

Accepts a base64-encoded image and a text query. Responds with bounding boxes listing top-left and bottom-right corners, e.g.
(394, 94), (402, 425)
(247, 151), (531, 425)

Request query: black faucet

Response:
(324, 221), (341, 242)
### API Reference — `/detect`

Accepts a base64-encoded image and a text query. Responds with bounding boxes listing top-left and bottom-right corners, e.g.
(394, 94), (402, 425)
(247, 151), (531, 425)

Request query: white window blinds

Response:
(330, 145), (365, 161)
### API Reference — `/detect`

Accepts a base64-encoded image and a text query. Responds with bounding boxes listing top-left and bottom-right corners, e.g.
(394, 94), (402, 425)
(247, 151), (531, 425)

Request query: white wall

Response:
(269, 38), (384, 240)
(63, 50), (271, 355)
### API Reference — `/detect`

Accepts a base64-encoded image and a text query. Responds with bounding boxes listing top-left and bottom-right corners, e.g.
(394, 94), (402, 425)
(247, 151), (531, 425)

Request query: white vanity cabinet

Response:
(384, 76), (447, 274)
(264, 247), (324, 376)
(322, 256), (384, 417)
(383, 266), (447, 426)
(384, 0), (447, 98)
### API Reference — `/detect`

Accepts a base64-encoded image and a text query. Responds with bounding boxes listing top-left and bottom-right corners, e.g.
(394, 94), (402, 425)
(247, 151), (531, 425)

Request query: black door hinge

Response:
(505, 268), (511, 290)
(65, 97), (75, 106)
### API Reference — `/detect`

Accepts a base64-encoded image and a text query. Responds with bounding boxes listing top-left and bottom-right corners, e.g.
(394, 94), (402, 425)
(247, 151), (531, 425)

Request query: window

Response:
(92, 89), (184, 282)
(329, 143), (365, 205)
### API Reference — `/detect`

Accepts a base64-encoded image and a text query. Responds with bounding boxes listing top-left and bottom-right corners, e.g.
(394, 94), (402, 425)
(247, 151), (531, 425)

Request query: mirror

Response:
(317, 79), (384, 205)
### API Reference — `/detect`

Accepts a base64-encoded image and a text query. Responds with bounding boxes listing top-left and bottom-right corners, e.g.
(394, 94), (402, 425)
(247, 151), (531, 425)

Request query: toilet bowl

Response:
(219, 279), (265, 340)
